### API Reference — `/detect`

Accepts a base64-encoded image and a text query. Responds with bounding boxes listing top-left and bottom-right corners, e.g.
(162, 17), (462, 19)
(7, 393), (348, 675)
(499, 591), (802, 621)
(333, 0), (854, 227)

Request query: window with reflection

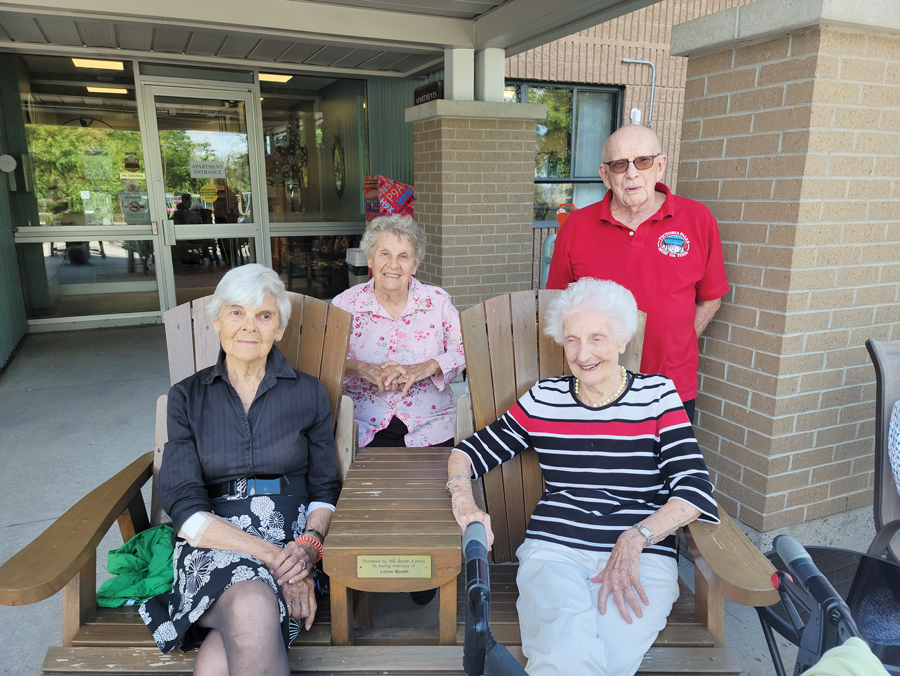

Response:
(155, 96), (252, 224)
(14, 55), (160, 319)
(19, 56), (148, 227)
(260, 75), (366, 223)
(271, 234), (362, 300)
(16, 240), (159, 318)
(170, 238), (256, 306)
(506, 82), (622, 223)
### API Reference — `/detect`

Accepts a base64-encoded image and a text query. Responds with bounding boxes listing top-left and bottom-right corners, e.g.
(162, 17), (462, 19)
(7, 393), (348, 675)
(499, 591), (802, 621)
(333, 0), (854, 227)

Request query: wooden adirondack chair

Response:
(0, 293), (361, 673)
(865, 339), (900, 564)
(454, 290), (780, 674)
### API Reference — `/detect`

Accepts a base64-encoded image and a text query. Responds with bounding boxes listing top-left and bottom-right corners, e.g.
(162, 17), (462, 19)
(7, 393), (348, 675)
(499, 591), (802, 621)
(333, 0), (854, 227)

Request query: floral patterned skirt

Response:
(139, 493), (308, 654)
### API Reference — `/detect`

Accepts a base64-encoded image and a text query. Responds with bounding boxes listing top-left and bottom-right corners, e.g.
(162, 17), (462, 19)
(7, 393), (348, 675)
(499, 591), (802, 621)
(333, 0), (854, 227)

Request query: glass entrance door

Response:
(141, 84), (266, 308)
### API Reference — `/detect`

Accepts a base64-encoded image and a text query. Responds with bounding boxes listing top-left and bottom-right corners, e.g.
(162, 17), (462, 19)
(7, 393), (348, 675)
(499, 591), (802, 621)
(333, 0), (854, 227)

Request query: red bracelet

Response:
(295, 534), (323, 563)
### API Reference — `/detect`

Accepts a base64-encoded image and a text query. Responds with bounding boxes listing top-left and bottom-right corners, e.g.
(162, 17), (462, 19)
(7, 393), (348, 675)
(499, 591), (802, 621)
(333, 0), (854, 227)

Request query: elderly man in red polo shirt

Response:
(546, 124), (728, 422)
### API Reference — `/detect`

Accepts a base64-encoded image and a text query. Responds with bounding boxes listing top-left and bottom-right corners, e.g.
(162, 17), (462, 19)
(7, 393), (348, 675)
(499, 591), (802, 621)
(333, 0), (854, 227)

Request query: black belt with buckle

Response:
(207, 475), (288, 499)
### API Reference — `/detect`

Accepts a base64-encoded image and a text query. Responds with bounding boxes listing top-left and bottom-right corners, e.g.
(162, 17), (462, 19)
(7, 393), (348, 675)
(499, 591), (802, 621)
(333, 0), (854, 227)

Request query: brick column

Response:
(405, 100), (546, 308)
(671, 0), (900, 532)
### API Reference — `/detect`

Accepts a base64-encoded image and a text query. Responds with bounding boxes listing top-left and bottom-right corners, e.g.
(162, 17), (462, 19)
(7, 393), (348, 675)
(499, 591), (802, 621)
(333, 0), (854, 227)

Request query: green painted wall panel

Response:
(365, 76), (421, 187)
(0, 54), (27, 368)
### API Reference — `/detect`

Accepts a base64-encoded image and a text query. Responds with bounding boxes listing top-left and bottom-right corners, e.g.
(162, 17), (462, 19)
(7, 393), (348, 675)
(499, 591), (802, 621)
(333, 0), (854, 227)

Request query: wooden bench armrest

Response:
(0, 452), (154, 607)
(334, 395), (356, 480)
(686, 504), (779, 607)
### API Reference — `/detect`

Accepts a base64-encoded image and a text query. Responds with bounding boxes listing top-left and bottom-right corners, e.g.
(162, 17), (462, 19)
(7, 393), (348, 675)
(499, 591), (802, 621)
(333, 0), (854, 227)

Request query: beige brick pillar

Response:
(671, 0), (900, 532)
(405, 100), (546, 308)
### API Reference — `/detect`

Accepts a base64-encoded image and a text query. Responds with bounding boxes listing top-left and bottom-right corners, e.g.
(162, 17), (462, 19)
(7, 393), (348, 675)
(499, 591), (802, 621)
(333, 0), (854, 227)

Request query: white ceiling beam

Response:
(474, 0), (661, 54)
(0, 0), (475, 49)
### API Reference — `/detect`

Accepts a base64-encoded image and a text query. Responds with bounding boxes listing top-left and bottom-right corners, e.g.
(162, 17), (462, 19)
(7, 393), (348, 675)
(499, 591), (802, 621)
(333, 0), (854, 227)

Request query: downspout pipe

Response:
(620, 58), (656, 129)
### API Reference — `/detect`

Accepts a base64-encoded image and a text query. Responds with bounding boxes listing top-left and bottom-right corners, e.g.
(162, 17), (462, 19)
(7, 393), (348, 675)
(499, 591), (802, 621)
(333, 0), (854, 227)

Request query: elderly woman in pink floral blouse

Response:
(332, 215), (465, 450)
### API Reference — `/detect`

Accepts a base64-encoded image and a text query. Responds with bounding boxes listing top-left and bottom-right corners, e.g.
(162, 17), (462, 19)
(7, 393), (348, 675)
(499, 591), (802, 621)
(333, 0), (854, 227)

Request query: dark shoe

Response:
(410, 588), (437, 605)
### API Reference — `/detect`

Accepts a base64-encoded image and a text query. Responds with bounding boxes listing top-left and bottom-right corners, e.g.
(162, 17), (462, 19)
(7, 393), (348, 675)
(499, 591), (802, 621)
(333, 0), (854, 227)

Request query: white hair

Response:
(206, 264), (292, 330)
(543, 278), (638, 345)
(361, 214), (425, 264)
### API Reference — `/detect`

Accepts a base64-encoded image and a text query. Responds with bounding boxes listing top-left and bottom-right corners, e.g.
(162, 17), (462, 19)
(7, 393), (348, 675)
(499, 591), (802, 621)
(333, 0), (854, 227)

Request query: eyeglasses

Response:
(603, 154), (660, 173)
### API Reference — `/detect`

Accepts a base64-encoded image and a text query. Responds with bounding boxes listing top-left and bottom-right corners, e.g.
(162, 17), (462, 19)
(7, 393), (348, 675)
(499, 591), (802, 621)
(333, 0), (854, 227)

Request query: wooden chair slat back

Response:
(509, 292), (544, 524)
(296, 297), (328, 379)
(278, 294), (308, 368)
(151, 395), (171, 527)
(537, 290), (565, 379)
(190, 295), (220, 375)
(158, 292), (352, 525)
(162, 292), (351, 425)
(318, 302), (353, 425)
(164, 303), (195, 387)
(485, 294), (526, 562)
(622, 312), (647, 373)
(460, 290), (646, 563)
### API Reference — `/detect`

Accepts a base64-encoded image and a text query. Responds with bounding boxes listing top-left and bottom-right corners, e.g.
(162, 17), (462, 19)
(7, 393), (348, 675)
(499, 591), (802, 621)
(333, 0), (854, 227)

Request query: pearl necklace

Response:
(575, 366), (627, 408)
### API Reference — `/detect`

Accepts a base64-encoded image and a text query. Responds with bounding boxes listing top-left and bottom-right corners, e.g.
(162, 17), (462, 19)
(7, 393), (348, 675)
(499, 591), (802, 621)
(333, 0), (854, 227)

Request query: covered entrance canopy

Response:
(0, 0), (658, 79)
(0, 0), (658, 340)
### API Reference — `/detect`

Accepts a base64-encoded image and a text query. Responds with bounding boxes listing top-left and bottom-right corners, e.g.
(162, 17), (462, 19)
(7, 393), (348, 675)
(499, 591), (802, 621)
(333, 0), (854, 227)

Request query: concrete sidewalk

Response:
(0, 326), (874, 675)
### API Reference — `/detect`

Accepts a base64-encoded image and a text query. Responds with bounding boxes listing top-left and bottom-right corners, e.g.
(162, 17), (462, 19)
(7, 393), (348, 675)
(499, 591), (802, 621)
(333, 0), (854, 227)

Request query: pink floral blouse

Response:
(331, 277), (465, 447)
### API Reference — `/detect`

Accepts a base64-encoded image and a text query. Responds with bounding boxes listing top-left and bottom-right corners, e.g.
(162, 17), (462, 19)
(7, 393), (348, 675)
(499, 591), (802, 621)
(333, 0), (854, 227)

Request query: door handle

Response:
(151, 221), (158, 235)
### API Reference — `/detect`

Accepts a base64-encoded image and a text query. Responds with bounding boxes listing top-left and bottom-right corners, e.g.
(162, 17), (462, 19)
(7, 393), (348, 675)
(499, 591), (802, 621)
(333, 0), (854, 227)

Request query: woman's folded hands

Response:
(381, 359), (440, 396)
(270, 539), (317, 586)
(350, 358), (441, 396)
(282, 577), (317, 629)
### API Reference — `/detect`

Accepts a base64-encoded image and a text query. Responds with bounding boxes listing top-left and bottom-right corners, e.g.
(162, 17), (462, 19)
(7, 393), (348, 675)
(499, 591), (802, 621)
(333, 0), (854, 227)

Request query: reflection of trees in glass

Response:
(533, 183), (574, 222)
(26, 125), (145, 221)
(221, 133), (251, 201)
(158, 130), (213, 195)
(529, 86), (573, 179)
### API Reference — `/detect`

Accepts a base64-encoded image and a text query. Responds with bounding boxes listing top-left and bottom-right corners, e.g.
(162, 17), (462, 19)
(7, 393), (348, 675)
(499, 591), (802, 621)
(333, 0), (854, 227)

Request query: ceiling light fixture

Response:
(72, 58), (124, 70)
(259, 73), (292, 83)
(87, 87), (129, 94)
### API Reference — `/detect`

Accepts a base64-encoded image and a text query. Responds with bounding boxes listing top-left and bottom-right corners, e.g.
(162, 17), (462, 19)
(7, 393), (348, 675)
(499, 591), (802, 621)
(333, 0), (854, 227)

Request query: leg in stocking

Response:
(197, 580), (289, 676)
(195, 629), (229, 676)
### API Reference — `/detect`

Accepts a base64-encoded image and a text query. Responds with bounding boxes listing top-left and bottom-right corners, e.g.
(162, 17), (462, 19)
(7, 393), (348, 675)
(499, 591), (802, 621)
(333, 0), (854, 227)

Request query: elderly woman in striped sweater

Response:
(447, 277), (720, 676)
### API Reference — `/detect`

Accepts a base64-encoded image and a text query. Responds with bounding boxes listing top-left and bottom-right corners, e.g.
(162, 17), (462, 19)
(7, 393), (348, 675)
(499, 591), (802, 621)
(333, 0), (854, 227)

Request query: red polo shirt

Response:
(546, 183), (729, 401)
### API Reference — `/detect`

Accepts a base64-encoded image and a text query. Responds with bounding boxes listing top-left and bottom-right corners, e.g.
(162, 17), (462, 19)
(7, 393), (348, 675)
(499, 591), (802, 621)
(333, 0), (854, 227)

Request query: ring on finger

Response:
(301, 560), (307, 570)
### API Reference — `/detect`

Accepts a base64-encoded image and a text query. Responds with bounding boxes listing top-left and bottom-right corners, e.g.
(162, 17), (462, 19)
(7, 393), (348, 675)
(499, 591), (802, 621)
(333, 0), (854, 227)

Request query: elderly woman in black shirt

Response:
(140, 264), (341, 676)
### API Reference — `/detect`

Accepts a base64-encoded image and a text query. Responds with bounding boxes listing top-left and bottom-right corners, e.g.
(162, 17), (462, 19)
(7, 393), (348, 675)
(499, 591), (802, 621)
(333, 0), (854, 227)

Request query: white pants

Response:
(515, 539), (679, 676)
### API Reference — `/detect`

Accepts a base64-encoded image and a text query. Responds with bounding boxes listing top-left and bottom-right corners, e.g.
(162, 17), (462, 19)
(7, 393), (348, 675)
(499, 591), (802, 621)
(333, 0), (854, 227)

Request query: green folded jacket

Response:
(96, 524), (174, 608)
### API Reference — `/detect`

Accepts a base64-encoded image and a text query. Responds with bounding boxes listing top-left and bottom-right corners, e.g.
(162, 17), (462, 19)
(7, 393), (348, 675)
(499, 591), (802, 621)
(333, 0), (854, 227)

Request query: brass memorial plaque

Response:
(357, 555), (432, 578)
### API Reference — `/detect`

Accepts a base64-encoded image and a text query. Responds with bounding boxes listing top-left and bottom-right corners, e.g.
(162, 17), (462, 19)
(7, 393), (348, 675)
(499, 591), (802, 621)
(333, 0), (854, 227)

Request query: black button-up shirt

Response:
(158, 345), (342, 534)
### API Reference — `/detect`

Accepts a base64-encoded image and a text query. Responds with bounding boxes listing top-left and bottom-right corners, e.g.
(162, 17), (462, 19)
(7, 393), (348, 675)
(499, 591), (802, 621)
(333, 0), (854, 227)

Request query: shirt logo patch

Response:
(658, 231), (690, 258)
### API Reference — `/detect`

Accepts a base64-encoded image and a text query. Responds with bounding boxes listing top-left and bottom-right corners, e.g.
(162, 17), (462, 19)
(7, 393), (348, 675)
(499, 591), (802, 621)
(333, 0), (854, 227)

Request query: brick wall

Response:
(677, 27), (900, 530)
(413, 116), (538, 308)
(505, 0), (755, 192)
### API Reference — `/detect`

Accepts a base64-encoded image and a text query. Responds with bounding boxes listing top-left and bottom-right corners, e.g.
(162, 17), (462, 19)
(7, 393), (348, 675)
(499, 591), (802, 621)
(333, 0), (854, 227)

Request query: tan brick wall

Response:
(505, 0), (756, 192)
(678, 27), (900, 530)
(413, 116), (538, 308)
